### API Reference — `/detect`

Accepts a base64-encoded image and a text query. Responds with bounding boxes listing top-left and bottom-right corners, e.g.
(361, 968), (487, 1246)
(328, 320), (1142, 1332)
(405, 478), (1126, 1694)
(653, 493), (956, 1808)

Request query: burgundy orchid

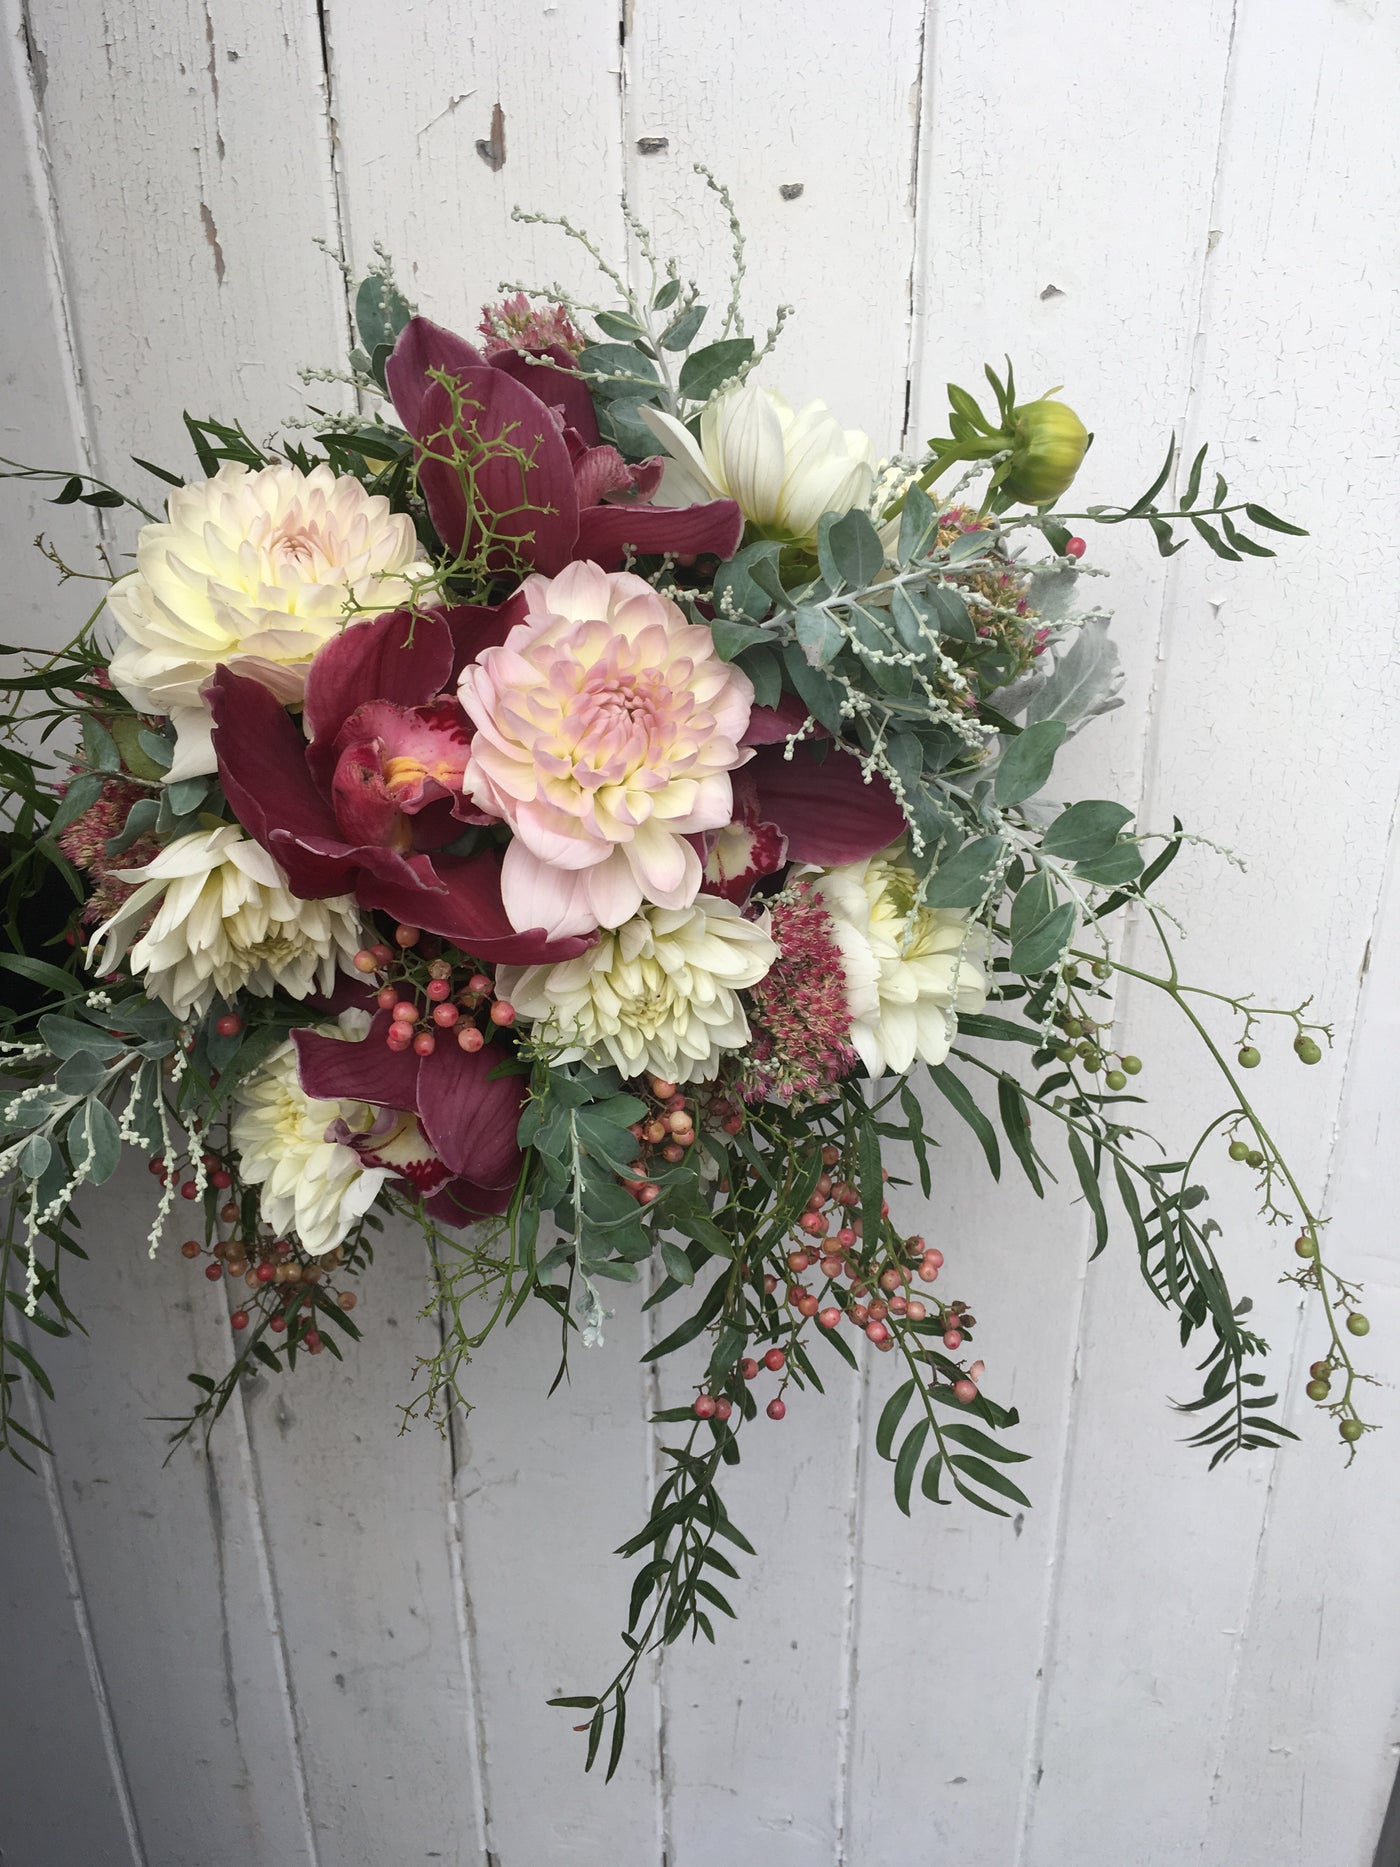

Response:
(295, 1012), (526, 1221)
(208, 606), (584, 963)
(384, 316), (744, 576)
(704, 694), (907, 901)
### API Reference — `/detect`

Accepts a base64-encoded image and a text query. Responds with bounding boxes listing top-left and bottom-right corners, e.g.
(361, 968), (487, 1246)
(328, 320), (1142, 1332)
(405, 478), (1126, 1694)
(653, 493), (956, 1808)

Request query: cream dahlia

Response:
(459, 560), (754, 939)
(89, 825), (363, 1020)
(803, 842), (989, 1075)
(231, 1019), (391, 1256)
(106, 461), (436, 779)
(642, 384), (876, 544)
(496, 895), (777, 1084)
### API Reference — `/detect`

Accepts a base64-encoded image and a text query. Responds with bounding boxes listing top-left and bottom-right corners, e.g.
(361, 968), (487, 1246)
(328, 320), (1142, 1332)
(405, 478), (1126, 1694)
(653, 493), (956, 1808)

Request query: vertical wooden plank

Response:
(25, 1160), (319, 1866)
(267, 10), (656, 1859)
(1201, 806), (1400, 1867)
(844, 4), (1246, 1862)
(621, 4), (926, 1858)
(1023, 2), (1400, 1862)
(25, 0), (351, 474)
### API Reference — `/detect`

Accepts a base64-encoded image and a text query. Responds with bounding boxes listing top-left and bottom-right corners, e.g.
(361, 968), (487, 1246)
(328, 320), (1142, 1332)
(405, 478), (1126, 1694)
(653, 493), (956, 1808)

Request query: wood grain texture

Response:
(0, 1), (1397, 1862)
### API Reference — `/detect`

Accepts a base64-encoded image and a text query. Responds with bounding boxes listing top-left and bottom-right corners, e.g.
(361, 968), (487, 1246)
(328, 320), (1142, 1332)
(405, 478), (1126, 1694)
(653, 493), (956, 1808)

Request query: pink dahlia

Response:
(459, 560), (754, 939)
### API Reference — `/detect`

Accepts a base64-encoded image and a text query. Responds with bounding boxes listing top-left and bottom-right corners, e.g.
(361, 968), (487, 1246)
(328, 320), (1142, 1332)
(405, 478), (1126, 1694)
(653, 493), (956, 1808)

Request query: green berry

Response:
(1092, 961), (1111, 980)
(1105, 1069), (1127, 1091)
(1295, 1035), (1322, 1066)
(1083, 1051), (1103, 1074)
(1305, 1378), (1330, 1402)
(1294, 1236), (1317, 1259)
(1228, 1140), (1250, 1162)
(1340, 1418), (1364, 1443)
(1055, 1044), (1075, 1063)
(1346, 1312), (1370, 1337)
(1120, 1055), (1142, 1075)
(1245, 1149), (1264, 1169)
(1309, 1360), (1331, 1380)
(1064, 1018), (1084, 1039)
(1237, 1045), (1261, 1069)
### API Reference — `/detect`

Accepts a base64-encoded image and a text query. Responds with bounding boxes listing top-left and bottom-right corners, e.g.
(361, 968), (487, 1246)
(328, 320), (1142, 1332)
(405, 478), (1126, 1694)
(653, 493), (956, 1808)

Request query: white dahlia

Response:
(804, 842), (989, 1076)
(496, 895), (778, 1084)
(89, 825), (363, 1020)
(106, 461), (436, 779)
(642, 383), (876, 545)
(231, 1019), (390, 1256)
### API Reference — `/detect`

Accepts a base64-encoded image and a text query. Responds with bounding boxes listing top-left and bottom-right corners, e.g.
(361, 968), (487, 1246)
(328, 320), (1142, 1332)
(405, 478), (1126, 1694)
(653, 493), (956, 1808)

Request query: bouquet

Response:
(0, 182), (1368, 1775)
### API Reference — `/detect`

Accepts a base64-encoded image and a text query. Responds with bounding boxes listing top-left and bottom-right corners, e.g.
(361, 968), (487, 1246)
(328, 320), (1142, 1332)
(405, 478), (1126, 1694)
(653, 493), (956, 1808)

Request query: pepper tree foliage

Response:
(0, 189), (1368, 1780)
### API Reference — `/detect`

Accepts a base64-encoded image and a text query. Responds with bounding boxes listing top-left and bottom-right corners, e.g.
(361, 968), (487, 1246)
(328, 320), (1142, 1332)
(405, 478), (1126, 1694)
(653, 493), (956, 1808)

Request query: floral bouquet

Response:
(0, 183), (1368, 1774)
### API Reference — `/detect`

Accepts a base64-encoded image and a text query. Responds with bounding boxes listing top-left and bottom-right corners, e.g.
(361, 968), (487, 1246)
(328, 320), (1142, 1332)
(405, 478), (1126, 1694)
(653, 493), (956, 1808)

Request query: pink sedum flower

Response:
(459, 561), (754, 939)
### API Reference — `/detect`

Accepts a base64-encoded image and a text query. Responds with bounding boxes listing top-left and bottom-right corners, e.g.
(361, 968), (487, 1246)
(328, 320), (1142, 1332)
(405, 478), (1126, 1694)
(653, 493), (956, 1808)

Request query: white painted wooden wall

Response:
(2, 2), (1398, 1862)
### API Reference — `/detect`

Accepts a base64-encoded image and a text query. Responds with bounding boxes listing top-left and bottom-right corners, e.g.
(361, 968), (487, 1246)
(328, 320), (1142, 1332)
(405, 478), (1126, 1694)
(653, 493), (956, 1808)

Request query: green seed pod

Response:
(1346, 1312), (1370, 1337)
(1237, 1045), (1261, 1069)
(1295, 1035), (1322, 1065)
(1092, 961), (1112, 980)
(1245, 1148), (1265, 1169)
(1120, 1055), (1142, 1076)
(1105, 1069), (1127, 1091)
(1002, 399), (1090, 505)
(1294, 1236), (1317, 1259)
(1340, 1418), (1364, 1443)
(1228, 1140), (1250, 1162)
(1305, 1378), (1330, 1402)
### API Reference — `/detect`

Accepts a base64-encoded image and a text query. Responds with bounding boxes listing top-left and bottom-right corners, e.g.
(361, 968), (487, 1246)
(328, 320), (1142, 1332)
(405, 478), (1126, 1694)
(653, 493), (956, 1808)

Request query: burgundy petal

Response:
(329, 742), (415, 849)
(353, 849), (590, 963)
(415, 1039), (526, 1186)
(424, 1176), (516, 1224)
(488, 344), (601, 447)
(570, 439), (640, 508)
(293, 1013), (420, 1109)
(384, 316), (490, 437)
(208, 670), (350, 896)
(303, 609), (454, 789)
(575, 497), (743, 570)
(441, 593), (529, 680)
(747, 742), (906, 864)
(741, 690), (811, 745)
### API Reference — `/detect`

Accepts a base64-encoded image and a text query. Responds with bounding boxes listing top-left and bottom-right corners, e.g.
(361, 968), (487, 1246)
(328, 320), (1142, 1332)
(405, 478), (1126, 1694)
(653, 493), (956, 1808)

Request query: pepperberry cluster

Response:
(350, 925), (516, 1058)
(176, 1187), (361, 1351)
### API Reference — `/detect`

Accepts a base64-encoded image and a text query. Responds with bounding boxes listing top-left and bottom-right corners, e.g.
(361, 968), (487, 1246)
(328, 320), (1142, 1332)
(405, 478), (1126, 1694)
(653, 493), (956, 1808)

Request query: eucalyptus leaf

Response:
(677, 338), (754, 401)
(994, 719), (1067, 805)
(1026, 616), (1125, 733)
(923, 836), (1004, 909)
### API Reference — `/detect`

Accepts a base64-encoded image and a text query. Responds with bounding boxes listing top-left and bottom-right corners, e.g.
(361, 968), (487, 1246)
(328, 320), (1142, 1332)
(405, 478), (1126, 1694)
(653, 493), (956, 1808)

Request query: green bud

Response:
(1245, 1149), (1265, 1169)
(1346, 1312), (1370, 1337)
(1003, 399), (1090, 505)
(1237, 1045), (1261, 1069)
(1228, 1140), (1250, 1162)
(1340, 1418), (1364, 1443)
(1105, 1069), (1127, 1091)
(1295, 1035), (1322, 1065)
(1120, 1055), (1142, 1076)
(1294, 1236), (1317, 1259)
(1305, 1378), (1330, 1402)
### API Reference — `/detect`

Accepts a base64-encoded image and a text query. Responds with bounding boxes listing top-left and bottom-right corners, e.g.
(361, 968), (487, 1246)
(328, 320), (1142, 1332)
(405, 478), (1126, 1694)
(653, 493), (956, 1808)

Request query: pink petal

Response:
(329, 741), (414, 848)
(500, 840), (600, 940)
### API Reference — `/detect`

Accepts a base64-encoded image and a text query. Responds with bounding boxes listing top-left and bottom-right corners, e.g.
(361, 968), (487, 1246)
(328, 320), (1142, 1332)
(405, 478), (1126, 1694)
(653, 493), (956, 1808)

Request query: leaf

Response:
(104, 796), (161, 857)
(577, 343), (661, 400)
(677, 338), (754, 400)
(794, 605), (846, 668)
(660, 303), (707, 351)
(1040, 800), (1135, 862)
(644, 1273), (728, 1360)
(37, 1015), (125, 1061)
(1243, 502), (1308, 537)
(900, 1080), (932, 1197)
(0, 954), (80, 1000)
(877, 1378), (916, 1460)
(1191, 515), (1241, 561)
(940, 1421), (1031, 1464)
(923, 836), (1004, 910)
(1009, 900), (1076, 976)
(817, 508), (884, 591)
(927, 1066), (1000, 1179)
(995, 718), (1067, 805)
(897, 481), (939, 564)
(996, 1077), (1044, 1194)
(1073, 843), (1144, 886)
(653, 278), (681, 311)
(354, 273), (413, 353)
(1066, 1129), (1109, 1256)
(894, 1418), (931, 1516)
(950, 1453), (1032, 1509)
(55, 1052), (106, 1097)
(50, 475), (84, 506)
(17, 1135), (51, 1180)
(593, 308), (649, 342)
(137, 729), (175, 772)
(81, 716), (122, 774)
(711, 539), (783, 624)
(46, 773), (103, 840)
(164, 776), (209, 816)
(658, 1240), (696, 1287)
(780, 643), (845, 737)
(4, 1337), (55, 1400)
(955, 1013), (1039, 1048)
(131, 454), (184, 489)
(1181, 442), (1209, 509)
(1026, 617), (1125, 733)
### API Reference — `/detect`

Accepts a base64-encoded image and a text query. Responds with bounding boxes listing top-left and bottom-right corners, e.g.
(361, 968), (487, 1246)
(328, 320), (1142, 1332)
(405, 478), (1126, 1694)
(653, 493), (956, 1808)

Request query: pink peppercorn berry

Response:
(763, 1347), (786, 1372)
(766, 1397), (787, 1421)
(215, 1013), (242, 1037)
(1065, 536), (1087, 559)
(457, 1026), (485, 1052)
(693, 1394), (717, 1420)
(953, 1379), (978, 1404)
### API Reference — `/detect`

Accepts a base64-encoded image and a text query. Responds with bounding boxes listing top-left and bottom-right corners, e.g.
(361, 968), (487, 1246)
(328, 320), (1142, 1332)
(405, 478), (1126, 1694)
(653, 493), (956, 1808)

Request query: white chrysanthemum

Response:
(496, 895), (778, 1084)
(89, 825), (363, 1021)
(107, 461), (436, 779)
(231, 1017), (389, 1256)
(803, 842), (989, 1076)
(642, 384), (876, 544)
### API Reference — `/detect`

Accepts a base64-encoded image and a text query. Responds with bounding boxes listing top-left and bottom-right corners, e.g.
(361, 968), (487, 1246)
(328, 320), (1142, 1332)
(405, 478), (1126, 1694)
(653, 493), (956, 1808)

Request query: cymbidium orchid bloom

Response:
(642, 383), (877, 544)
(384, 317), (744, 575)
(208, 606), (584, 963)
(107, 461), (436, 781)
(459, 561), (756, 940)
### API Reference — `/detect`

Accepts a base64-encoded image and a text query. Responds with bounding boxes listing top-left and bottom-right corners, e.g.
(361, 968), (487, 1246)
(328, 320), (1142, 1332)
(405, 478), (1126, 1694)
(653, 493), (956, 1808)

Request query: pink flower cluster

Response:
(737, 882), (857, 1106)
(57, 775), (160, 925)
(477, 292), (585, 358)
